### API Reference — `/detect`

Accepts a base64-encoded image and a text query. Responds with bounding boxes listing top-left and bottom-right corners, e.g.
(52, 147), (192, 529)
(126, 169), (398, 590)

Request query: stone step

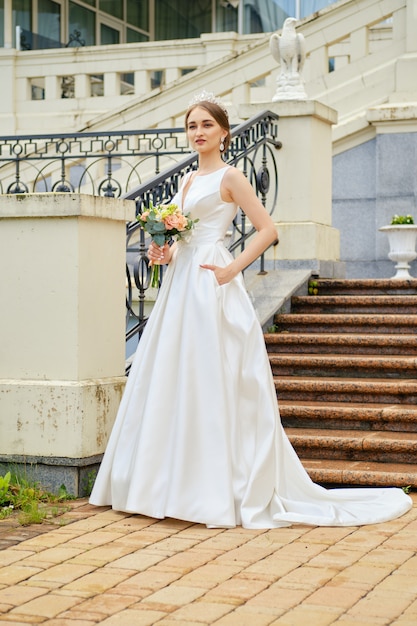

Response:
(265, 333), (417, 355)
(269, 353), (417, 378)
(292, 295), (417, 315)
(287, 428), (417, 464)
(273, 313), (417, 334)
(275, 376), (417, 404)
(314, 278), (417, 296)
(301, 458), (417, 488)
(269, 278), (417, 487)
(278, 400), (417, 432)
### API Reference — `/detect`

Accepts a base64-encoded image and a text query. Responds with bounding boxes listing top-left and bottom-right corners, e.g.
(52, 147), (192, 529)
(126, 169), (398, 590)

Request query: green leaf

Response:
(152, 222), (166, 232)
(153, 234), (165, 246)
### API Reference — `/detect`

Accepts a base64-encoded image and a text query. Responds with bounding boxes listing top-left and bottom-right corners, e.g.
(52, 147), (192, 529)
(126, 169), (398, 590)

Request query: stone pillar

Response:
(240, 100), (343, 277)
(0, 194), (135, 495)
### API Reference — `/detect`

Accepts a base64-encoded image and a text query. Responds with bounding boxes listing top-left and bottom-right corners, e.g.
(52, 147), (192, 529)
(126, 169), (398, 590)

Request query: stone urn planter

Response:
(379, 224), (417, 279)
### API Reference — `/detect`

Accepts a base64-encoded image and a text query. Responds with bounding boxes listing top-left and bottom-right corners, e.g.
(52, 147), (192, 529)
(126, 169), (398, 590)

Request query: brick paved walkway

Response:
(0, 493), (416, 625)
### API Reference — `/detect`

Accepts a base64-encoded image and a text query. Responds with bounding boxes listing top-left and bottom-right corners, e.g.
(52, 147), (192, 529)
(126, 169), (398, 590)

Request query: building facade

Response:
(1, 0), (335, 49)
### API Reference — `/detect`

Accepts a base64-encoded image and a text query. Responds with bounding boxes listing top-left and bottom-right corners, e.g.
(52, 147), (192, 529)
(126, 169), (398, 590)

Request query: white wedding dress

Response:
(90, 166), (412, 528)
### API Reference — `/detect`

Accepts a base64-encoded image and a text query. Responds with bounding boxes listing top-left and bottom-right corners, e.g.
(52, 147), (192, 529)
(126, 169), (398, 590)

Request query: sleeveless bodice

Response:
(175, 166), (237, 247)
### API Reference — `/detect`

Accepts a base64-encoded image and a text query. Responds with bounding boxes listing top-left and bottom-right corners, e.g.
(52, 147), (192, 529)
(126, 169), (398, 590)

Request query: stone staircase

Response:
(266, 278), (417, 489)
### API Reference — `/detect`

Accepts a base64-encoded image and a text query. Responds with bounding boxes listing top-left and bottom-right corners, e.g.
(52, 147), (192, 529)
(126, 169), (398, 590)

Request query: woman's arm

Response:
(201, 167), (278, 285)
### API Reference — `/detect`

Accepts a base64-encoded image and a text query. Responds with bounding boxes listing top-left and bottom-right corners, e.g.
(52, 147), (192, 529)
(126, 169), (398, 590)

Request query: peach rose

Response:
(163, 213), (188, 231)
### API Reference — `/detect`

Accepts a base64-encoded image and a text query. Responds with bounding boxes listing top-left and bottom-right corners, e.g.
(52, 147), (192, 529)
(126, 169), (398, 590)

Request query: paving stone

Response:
(328, 615), (391, 626)
(43, 617), (97, 626)
(244, 586), (311, 612)
(0, 492), (415, 626)
(64, 531), (128, 548)
(28, 562), (97, 586)
(10, 592), (82, 618)
(345, 589), (415, 620)
(201, 576), (271, 606)
(70, 592), (139, 616)
(157, 549), (217, 573)
(213, 543), (279, 567)
(62, 568), (136, 595)
(239, 553), (304, 582)
(269, 605), (343, 626)
(356, 547), (415, 568)
(175, 563), (242, 588)
(213, 609), (275, 625)
(106, 549), (166, 571)
(142, 583), (207, 609)
(167, 600), (233, 623)
(99, 607), (168, 625)
(275, 564), (341, 590)
(0, 566), (43, 586)
(109, 568), (182, 596)
(68, 543), (137, 567)
(0, 585), (47, 607)
(0, 616), (45, 624)
(305, 583), (366, 608)
(0, 551), (35, 567)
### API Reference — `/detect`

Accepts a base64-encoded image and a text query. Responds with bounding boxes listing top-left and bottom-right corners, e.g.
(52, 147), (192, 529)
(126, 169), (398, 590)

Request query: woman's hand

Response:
(148, 241), (171, 265)
(200, 263), (236, 286)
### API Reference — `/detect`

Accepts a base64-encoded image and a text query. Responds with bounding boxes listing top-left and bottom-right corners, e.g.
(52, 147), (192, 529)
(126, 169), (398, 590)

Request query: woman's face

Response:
(186, 106), (226, 154)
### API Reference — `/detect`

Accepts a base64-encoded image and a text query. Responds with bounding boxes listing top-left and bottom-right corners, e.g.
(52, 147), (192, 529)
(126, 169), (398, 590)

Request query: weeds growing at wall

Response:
(0, 471), (73, 526)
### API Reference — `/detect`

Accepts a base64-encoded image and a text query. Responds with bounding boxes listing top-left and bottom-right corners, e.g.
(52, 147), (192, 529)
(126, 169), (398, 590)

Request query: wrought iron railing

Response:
(0, 128), (190, 196)
(0, 110), (280, 372)
(123, 110), (281, 370)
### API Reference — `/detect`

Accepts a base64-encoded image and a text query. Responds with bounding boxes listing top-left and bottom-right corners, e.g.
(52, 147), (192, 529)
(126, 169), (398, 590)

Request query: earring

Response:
(220, 139), (225, 152)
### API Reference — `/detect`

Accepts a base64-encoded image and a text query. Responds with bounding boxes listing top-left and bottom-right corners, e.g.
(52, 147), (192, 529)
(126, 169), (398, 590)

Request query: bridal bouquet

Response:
(137, 201), (198, 288)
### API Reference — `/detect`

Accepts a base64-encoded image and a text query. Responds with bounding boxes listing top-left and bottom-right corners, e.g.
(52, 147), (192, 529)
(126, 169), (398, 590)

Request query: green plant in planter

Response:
(390, 214), (415, 225)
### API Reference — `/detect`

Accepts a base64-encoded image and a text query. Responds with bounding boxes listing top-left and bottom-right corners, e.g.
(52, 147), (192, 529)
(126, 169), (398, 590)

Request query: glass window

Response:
(0, 0), (4, 47)
(150, 69), (164, 89)
(242, 0), (293, 34)
(38, 0), (61, 43)
(155, 0), (211, 40)
(99, 0), (122, 20)
(13, 0), (31, 47)
(69, 1), (95, 45)
(100, 23), (119, 44)
(120, 72), (134, 95)
(301, 1), (334, 18)
(127, 27), (148, 42)
(30, 76), (45, 100)
(90, 73), (104, 96)
(215, 0), (237, 32)
(80, 0), (96, 5)
(127, 0), (148, 30)
(61, 75), (75, 98)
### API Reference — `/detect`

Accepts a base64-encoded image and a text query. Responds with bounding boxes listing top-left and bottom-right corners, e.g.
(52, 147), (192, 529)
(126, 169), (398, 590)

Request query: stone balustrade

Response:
(1, 0), (414, 145)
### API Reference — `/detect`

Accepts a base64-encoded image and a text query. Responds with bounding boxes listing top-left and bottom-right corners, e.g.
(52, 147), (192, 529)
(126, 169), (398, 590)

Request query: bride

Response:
(90, 92), (412, 528)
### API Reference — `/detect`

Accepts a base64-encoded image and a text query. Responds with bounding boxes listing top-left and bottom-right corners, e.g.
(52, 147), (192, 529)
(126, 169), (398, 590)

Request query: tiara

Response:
(188, 90), (228, 116)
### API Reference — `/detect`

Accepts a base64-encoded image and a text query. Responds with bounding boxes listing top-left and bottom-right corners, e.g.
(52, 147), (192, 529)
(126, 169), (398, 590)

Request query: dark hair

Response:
(185, 101), (231, 152)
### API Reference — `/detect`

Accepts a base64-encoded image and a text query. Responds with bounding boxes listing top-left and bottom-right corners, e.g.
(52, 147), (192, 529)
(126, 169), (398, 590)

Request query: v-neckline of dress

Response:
(181, 166), (228, 210)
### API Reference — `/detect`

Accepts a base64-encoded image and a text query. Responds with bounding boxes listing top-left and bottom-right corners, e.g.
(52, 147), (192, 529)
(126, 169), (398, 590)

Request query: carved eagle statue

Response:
(269, 17), (306, 76)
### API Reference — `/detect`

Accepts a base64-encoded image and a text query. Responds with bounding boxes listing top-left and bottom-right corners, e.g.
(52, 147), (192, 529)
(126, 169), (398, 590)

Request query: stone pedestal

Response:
(240, 100), (342, 276)
(0, 194), (135, 495)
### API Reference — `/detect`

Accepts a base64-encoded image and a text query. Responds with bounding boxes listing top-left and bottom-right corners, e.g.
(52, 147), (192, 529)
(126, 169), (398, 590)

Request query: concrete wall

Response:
(333, 109), (417, 278)
(0, 194), (135, 495)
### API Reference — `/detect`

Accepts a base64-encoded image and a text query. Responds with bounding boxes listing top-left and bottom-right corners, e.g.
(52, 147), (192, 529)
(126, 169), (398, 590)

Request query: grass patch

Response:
(0, 471), (74, 526)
